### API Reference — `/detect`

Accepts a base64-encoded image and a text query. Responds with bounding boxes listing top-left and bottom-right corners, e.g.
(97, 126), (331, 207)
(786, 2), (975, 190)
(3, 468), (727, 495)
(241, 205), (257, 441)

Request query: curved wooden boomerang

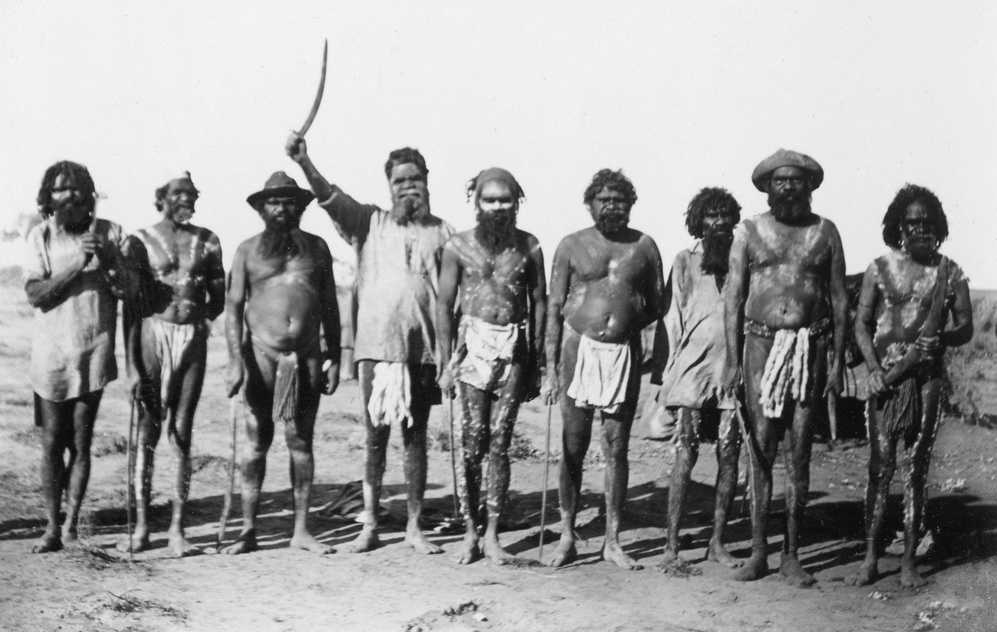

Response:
(297, 39), (328, 136)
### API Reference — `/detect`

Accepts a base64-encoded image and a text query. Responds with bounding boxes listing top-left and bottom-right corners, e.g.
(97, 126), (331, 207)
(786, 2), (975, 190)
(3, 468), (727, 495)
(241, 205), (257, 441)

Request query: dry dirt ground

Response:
(1, 275), (995, 632)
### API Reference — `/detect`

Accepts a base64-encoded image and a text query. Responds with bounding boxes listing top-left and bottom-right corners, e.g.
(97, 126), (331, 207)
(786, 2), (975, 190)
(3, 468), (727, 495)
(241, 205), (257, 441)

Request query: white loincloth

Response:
(452, 316), (519, 391)
(566, 333), (632, 414)
(151, 319), (202, 408)
(367, 361), (412, 428)
(759, 328), (810, 418)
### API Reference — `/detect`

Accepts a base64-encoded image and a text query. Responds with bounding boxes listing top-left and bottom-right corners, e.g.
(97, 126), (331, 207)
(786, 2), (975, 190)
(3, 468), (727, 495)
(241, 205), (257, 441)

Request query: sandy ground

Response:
(1, 276), (995, 632)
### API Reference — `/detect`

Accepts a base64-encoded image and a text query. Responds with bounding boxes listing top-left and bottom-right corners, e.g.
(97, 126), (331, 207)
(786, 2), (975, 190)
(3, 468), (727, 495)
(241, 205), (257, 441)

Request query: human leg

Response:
(844, 398), (897, 586)
(285, 352), (333, 554)
(658, 407), (701, 575)
(348, 360), (390, 553)
(707, 408), (743, 567)
(481, 362), (525, 564)
(451, 380), (489, 564)
(402, 364), (442, 554)
(223, 345), (275, 555)
(33, 395), (72, 553)
(780, 398), (817, 587)
(733, 334), (781, 581)
(600, 400), (641, 570)
(900, 379), (942, 588)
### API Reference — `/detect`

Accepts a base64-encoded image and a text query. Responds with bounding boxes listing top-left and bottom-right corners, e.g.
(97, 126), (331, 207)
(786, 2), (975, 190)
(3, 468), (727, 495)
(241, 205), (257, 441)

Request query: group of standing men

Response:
(25, 142), (972, 589)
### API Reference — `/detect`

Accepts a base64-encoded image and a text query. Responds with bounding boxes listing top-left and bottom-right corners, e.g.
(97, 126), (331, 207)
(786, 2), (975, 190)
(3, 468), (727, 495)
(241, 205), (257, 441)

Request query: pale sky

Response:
(2, 2), (995, 286)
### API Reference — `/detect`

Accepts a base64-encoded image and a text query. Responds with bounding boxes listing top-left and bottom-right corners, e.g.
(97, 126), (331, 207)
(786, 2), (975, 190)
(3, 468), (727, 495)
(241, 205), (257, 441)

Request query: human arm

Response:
(649, 266), (675, 386)
(825, 223), (848, 396)
(318, 238), (341, 395)
(435, 240), (461, 399)
(937, 274), (973, 349)
(854, 263), (888, 397)
(286, 132), (372, 245)
(721, 225), (749, 397)
(541, 240), (571, 404)
(224, 243), (249, 397)
(203, 233), (226, 322)
(525, 236), (547, 401)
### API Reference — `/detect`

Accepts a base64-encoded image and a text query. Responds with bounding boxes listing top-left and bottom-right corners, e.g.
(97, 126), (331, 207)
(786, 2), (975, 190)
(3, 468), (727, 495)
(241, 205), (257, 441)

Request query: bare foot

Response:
(602, 541), (643, 570)
(116, 533), (151, 554)
(451, 535), (481, 565)
(844, 560), (878, 587)
(31, 532), (62, 554)
(348, 526), (380, 553)
(780, 556), (816, 588)
(222, 532), (258, 555)
(290, 532), (334, 554)
(61, 526), (78, 545)
(732, 553), (768, 581)
(900, 560), (927, 588)
(168, 532), (203, 558)
(405, 525), (443, 555)
(656, 549), (700, 577)
(482, 537), (515, 565)
(706, 540), (744, 568)
(546, 536), (577, 568)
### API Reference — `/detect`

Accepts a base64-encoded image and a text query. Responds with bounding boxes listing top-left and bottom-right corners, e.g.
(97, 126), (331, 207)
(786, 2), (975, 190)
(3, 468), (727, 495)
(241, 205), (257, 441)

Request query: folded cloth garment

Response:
(566, 330), (632, 414)
(150, 319), (202, 408)
(367, 361), (412, 428)
(453, 316), (519, 391)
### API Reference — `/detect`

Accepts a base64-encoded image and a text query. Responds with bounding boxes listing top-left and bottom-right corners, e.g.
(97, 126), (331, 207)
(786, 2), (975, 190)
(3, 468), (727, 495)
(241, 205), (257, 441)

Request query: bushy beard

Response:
(475, 208), (517, 254)
(700, 228), (734, 278)
(903, 235), (938, 261)
(165, 200), (195, 225)
(52, 199), (93, 233)
(768, 188), (812, 223)
(258, 217), (307, 259)
(595, 209), (630, 238)
(392, 194), (430, 226)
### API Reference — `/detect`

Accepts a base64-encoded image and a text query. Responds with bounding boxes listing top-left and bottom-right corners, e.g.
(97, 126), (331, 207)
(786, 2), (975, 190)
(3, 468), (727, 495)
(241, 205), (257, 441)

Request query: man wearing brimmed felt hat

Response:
(720, 149), (848, 586)
(436, 167), (546, 565)
(223, 170), (341, 555)
(286, 132), (454, 555)
(119, 171), (225, 557)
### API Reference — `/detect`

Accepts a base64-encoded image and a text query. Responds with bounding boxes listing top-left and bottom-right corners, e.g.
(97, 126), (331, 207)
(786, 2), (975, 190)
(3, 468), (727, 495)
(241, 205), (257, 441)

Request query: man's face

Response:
(260, 196), (303, 231)
(163, 181), (198, 225)
(588, 187), (631, 237)
(901, 200), (938, 260)
(475, 179), (518, 253)
(767, 166), (812, 222)
(389, 162), (429, 223)
(477, 180), (516, 215)
(702, 205), (737, 237)
(50, 172), (91, 229)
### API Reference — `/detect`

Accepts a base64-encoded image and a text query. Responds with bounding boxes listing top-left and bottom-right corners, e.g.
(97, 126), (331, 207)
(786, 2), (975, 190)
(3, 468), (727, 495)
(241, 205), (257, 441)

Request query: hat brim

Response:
(246, 186), (315, 210)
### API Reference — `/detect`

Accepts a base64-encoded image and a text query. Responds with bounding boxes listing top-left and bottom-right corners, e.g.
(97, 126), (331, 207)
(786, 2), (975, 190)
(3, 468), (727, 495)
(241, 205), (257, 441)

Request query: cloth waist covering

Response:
(452, 316), (520, 391)
(151, 319), (203, 408)
(565, 325), (632, 414)
(367, 362), (412, 428)
(747, 318), (830, 418)
(878, 373), (922, 437)
(249, 336), (305, 425)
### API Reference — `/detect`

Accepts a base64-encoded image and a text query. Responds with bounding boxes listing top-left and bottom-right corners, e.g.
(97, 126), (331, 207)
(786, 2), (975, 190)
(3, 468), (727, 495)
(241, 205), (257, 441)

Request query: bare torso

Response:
(242, 234), (328, 352)
(446, 229), (539, 326)
(137, 221), (224, 324)
(558, 227), (664, 343)
(740, 213), (838, 329)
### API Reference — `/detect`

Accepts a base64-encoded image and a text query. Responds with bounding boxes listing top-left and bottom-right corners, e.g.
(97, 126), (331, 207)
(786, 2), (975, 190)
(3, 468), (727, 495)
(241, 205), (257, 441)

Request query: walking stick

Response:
(448, 396), (461, 524)
(216, 396), (239, 550)
(538, 399), (553, 563)
(126, 394), (137, 562)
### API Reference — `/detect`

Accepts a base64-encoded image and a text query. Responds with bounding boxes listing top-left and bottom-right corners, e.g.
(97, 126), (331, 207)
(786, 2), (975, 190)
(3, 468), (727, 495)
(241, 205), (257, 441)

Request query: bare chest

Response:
(141, 229), (207, 277)
(571, 244), (648, 286)
(748, 222), (831, 273)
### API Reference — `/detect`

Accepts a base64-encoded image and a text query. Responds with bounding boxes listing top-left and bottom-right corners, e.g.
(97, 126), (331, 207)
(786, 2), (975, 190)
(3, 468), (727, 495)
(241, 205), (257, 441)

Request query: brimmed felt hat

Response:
(751, 149), (824, 191)
(246, 171), (315, 210)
